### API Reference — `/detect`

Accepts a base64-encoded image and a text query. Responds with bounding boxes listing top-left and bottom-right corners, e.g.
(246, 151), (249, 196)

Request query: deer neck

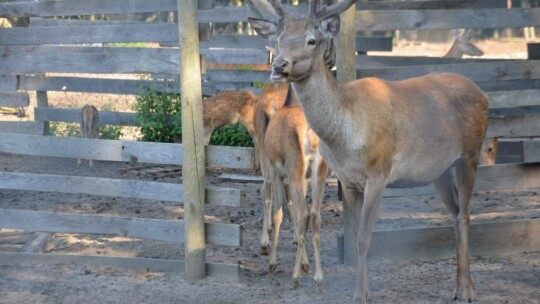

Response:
(290, 61), (347, 144)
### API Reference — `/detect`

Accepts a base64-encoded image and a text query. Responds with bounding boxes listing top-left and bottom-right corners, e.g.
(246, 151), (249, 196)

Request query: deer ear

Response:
(248, 17), (279, 40)
(320, 15), (340, 38)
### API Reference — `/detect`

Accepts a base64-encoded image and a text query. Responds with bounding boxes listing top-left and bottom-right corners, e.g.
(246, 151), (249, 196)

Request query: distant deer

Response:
(77, 104), (99, 167)
(202, 90), (259, 145)
(249, 1), (488, 303)
(444, 29), (498, 165)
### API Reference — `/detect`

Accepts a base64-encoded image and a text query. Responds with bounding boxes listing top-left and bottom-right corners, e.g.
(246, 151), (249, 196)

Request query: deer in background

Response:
(77, 104), (99, 167)
(249, 0), (488, 302)
(444, 29), (498, 165)
(202, 90), (259, 145)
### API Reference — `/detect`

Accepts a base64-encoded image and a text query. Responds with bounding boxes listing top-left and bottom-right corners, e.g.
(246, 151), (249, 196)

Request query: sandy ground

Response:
(0, 39), (539, 303)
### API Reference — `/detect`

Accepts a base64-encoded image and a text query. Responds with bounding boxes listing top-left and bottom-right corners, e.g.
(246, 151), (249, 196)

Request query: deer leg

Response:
(285, 183), (309, 273)
(268, 172), (286, 275)
(310, 159), (328, 292)
(453, 158), (476, 302)
(260, 178), (273, 256)
(290, 168), (310, 290)
(352, 176), (385, 304)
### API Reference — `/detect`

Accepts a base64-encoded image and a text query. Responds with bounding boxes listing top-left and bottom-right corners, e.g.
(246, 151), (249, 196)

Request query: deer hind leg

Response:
(310, 159), (328, 292)
(268, 171), (286, 275)
(260, 178), (273, 256)
(434, 162), (475, 302)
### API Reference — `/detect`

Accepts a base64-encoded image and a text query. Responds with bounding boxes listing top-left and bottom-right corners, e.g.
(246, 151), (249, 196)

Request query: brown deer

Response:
(202, 90), (259, 145)
(444, 29), (498, 165)
(77, 104), (99, 167)
(249, 1), (488, 303)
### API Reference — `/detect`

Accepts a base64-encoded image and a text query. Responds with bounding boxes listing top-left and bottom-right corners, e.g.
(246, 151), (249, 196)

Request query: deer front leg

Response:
(310, 159), (328, 292)
(290, 177), (309, 290)
(353, 176), (385, 304)
(268, 173), (286, 275)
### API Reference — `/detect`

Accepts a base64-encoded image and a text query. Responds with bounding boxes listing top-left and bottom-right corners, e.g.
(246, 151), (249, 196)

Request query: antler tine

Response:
(267, 0), (288, 17)
(247, 0), (281, 20)
(308, 0), (319, 17)
(315, 0), (357, 20)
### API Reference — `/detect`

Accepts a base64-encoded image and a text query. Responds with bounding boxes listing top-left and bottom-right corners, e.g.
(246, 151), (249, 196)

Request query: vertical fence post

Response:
(177, 0), (206, 280)
(336, 0), (357, 267)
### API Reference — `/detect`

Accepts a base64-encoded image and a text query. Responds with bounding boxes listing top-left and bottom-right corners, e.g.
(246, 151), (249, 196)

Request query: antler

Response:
(315, 0), (357, 20)
(247, 0), (281, 20)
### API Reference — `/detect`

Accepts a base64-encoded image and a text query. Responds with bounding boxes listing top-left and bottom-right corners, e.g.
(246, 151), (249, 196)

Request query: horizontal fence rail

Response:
(0, 132), (255, 169)
(0, 209), (242, 247)
(0, 171), (242, 208)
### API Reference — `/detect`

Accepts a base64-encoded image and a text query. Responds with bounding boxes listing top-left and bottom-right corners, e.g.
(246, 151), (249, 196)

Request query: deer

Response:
(77, 104), (99, 167)
(443, 29), (498, 165)
(248, 0), (488, 303)
(202, 90), (259, 145)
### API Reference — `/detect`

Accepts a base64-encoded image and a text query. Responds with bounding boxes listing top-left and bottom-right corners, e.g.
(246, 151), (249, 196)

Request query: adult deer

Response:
(443, 29), (498, 165)
(248, 0), (488, 303)
(77, 104), (99, 167)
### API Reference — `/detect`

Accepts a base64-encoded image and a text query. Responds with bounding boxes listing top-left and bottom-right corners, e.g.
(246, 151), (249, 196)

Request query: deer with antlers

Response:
(248, 0), (488, 302)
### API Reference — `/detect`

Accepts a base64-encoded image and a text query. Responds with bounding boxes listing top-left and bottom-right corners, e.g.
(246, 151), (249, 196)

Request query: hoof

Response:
(268, 264), (277, 275)
(260, 246), (270, 256)
(316, 281), (325, 293)
(301, 264), (310, 275)
(290, 278), (300, 290)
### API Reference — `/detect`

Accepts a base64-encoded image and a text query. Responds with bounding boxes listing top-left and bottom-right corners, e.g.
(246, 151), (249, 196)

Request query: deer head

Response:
(248, 0), (354, 82)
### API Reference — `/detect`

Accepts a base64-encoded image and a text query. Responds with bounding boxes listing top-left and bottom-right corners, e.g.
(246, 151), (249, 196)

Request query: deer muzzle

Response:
(271, 57), (291, 82)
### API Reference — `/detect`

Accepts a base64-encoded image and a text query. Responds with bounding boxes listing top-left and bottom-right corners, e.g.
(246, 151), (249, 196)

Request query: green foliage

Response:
(49, 122), (123, 140)
(209, 123), (254, 147)
(133, 89), (182, 143)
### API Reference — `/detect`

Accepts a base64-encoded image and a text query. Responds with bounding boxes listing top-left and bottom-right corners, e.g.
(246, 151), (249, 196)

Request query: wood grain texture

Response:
(0, 209), (241, 247)
(0, 75), (17, 92)
(0, 92), (29, 107)
(0, 171), (241, 207)
(0, 122), (44, 135)
(523, 140), (540, 163)
(0, 132), (254, 170)
(0, 252), (240, 281)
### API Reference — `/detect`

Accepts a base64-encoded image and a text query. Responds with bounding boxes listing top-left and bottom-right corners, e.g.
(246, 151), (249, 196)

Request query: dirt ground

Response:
(0, 40), (539, 303)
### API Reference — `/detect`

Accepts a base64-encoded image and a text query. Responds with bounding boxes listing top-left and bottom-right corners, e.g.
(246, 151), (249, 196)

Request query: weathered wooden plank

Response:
(0, 122), (44, 135)
(18, 232), (52, 253)
(0, 132), (254, 170)
(355, 8), (540, 31)
(523, 140), (540, 163)
(0, 75), (18, 92)
(0, 46), (267, 75)
(35, 107), (138, 126)
(383, 163), (540, 197)
(0, 92), (29, 107)
(0, 252), (240, 281)
(487, 90), (540, 109)
(19, 75), (257, 97)
(0, 209), (241, 247)
(0, 171), (241, 208)
(357, 60), (540, 83)
(367, 219), (540, 261)
(487, 114), (540, 138)
(478, 79), (540, 92)
(355, 0), (506, 10)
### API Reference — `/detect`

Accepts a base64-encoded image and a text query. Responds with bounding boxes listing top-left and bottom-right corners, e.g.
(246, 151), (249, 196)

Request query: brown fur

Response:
(250, 3), (488, 302)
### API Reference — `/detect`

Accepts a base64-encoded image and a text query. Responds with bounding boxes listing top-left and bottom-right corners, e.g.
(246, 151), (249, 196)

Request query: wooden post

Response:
(177, 0), (206, 280)
(336, 0), (357, 267)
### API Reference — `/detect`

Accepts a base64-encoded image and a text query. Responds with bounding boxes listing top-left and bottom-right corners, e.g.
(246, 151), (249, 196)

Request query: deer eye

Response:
(307, 39), (316, 46)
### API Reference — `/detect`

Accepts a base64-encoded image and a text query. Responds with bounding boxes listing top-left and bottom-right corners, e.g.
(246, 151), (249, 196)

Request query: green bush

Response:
(209, 123), (254, 147)
(133, 89), (182, 143)
(49, 122), (123, 140)
(133, 88), (254, 147)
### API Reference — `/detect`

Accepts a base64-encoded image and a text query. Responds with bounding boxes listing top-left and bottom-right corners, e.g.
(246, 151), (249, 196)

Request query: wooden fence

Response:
(0, 0), (539, 275)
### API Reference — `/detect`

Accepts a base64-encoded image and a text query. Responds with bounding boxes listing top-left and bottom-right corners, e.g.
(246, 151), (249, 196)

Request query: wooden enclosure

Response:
(0, 0), (539, 279)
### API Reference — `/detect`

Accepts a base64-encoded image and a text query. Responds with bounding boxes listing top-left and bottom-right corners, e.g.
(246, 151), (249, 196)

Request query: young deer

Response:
(249, 1), (488, 303)
(77, 104), (99, 167)
(444, 29), (498, 165)
(202, 90), (259, 145)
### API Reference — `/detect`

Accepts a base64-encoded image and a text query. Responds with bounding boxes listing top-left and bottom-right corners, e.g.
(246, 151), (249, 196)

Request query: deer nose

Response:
(273, 58), (291, 74)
